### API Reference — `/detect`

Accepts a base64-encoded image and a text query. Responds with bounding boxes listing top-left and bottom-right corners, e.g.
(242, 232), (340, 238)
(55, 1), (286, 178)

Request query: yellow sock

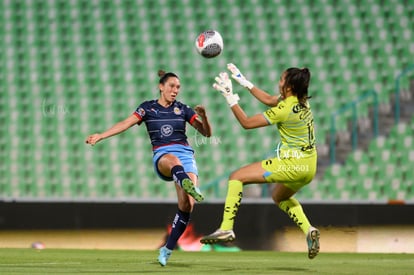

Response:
(278, 197), (311, 235)
(220, 180), (243, 230)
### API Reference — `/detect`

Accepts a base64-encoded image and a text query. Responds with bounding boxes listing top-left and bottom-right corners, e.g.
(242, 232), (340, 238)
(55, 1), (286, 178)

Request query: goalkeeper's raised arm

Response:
(227, 63), (281, 107)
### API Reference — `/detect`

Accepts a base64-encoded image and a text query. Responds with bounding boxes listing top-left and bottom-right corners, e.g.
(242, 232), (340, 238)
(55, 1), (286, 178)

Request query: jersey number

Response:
(307, 120), (315, 148)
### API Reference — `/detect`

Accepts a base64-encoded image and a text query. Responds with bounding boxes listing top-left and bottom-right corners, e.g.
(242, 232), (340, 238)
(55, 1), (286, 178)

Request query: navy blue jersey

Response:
(133, 100), (197, 149)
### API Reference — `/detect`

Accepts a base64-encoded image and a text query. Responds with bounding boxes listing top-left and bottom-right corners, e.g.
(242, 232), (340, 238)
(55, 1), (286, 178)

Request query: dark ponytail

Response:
(284, 67), (311, 108)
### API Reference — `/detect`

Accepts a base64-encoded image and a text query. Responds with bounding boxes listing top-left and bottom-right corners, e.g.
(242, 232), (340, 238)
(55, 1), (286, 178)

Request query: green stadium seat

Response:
(1, 0), (413, 201)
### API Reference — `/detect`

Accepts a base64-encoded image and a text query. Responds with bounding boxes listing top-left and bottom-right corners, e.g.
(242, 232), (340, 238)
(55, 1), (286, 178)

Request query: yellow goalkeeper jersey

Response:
(262, 96), (316, 157)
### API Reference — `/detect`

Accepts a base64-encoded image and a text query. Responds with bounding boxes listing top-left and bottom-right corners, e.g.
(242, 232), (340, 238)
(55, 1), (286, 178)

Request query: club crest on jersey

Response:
(161, 124), (173, 136)
(174, 107), (181, 115)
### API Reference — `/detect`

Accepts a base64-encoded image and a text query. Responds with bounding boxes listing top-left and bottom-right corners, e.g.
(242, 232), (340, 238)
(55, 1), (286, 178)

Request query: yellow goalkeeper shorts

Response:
(261, 151), (317, 192)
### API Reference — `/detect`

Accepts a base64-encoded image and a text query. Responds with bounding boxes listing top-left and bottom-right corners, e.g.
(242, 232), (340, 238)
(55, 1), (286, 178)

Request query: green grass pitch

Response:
(0, 248), (412, 274)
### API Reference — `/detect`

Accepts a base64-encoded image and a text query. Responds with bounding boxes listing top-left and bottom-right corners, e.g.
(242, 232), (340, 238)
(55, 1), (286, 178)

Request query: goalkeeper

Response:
(200, 64), (320, 259)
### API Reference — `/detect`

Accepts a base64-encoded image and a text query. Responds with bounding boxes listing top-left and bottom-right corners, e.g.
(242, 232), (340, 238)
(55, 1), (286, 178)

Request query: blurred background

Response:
(0, 0), (413, 252)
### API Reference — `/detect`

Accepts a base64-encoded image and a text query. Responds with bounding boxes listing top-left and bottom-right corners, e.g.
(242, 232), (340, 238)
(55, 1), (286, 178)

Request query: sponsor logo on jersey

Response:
(292, 104), (305, 113)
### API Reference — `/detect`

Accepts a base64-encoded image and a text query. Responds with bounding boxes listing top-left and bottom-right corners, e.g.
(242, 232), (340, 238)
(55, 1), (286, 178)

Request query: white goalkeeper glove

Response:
(227, 63), (254, 90)
(213, 72), (240, 107)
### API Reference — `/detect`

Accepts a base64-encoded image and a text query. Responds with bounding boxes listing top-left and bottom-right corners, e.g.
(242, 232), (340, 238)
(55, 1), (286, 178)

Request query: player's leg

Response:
(273, 185), (320, 259)
(200, 161), (268, 244)
(269, 158), (320, 259)
(221, 161), (269, 229)
(158, 157), (198, 266)
(156, 153), (203, 202)
(158, 174), (196, 266)
(272, 184), (312, 234)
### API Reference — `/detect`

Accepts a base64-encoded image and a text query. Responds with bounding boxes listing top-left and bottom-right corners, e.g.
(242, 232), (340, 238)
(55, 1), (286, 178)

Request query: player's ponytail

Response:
(285, 67), (312, 108)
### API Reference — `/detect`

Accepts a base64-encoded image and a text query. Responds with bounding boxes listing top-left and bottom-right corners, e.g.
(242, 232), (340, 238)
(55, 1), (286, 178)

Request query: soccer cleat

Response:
(200, 229), (236, 244)
(182, 178), (204, 202)
(158, 246), (172, 266)
(307, 226), (320, 259)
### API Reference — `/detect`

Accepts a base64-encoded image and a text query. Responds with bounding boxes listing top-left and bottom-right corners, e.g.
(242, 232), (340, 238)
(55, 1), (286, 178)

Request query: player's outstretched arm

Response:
(248, 86), (281, 107)
(85, 114), (139, 145)
(212, 72), (269, 129)
(227, 63), (280, 107)
(230, 105), (269, 129)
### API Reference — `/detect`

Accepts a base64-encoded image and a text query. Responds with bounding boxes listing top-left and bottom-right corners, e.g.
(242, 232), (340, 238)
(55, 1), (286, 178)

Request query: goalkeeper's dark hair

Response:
(284, 67), (311, 108)
(158, 70), (179, 84)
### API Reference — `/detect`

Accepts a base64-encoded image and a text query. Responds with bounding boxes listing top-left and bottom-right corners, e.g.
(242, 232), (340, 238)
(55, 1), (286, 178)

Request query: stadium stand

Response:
(0, 0), (413, 201)
(303, 117), (414, 202)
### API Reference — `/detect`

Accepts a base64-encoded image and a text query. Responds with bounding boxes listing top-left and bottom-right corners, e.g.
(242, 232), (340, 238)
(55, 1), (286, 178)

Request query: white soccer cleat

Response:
(307, 226), (320, 259)
(200, 229), (236, 244)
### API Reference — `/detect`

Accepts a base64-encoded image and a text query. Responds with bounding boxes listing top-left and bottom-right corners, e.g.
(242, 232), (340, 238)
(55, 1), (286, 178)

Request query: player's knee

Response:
(159, 154), (182, 170)
(167, 154), (182, 166)
(271, 188), (285, 205)
(229, 170), (242, 182)
(273, 196), (282, 205)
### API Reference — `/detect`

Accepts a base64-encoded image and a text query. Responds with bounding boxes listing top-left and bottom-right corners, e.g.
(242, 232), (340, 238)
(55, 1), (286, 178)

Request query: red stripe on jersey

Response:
(133, 112), (143, 124)
(189, 114), (198, 124)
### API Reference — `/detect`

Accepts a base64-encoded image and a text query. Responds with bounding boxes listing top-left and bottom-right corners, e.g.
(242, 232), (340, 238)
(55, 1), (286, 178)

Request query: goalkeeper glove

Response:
(213, 72), (240, 107)
(227, 63), (254, 90)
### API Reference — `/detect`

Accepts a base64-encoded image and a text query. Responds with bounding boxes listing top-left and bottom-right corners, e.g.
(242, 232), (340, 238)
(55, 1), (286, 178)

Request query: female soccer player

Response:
(200, 64), (320, 259)
(86, 70), (212, 266)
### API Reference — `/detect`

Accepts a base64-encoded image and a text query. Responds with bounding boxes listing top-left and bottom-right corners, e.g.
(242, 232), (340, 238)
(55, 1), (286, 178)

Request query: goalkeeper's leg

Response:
(273, 184), (320, 259)
(199, 179), (242, 244)
(200, 161), (267, 244)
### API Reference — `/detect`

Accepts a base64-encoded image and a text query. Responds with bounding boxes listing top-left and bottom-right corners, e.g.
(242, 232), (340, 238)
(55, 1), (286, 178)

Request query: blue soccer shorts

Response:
(152, 144), (198, 181)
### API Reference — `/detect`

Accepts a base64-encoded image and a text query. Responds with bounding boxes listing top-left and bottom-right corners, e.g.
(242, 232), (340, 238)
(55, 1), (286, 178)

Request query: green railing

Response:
(395, 64), (414, 124)
(329, 90), (379, 164)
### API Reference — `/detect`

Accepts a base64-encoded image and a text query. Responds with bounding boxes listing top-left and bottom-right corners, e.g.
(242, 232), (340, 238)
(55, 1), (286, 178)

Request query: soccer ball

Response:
(195, 30), (224, 58)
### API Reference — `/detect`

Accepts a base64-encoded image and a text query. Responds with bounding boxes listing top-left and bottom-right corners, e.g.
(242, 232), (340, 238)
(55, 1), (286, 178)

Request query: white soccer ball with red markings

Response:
(195, 30), (224, 58)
